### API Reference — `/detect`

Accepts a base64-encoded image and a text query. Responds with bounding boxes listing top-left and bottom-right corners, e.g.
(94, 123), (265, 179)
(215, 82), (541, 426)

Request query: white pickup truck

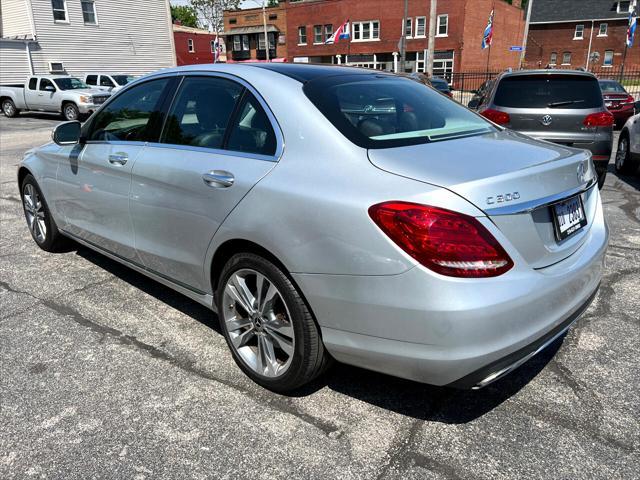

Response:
(84, 73), (137, 93)
(0, 75), (111, 121)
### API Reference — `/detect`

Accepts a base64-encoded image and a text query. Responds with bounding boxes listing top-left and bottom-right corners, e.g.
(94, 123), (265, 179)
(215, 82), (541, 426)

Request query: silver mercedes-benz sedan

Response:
(18, 64), (608, 392)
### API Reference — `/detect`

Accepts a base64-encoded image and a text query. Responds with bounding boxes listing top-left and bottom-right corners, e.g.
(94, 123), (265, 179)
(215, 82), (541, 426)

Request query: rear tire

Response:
(62, 102), (79, 121)
(2, 98), (19, 117)
(615, 132), (639, 175)
(20, 174), (69, 252)
(216, 252), (331, 392)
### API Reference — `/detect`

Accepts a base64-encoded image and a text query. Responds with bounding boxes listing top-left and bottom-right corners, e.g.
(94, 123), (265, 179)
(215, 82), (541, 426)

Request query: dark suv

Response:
(476, 70), (614, 188)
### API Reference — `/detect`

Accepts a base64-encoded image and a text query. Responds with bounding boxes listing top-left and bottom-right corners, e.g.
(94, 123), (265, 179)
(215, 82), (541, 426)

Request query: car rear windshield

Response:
(599, 81), (626, 93)
(494, 75), (603, 109)
(304, 73), (494, 149)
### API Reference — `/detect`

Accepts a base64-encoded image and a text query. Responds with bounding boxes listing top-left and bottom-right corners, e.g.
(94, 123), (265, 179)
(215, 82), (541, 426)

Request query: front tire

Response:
(2, 98), (19, 117)
(20, 174), (68, 252)
(216, 253), (330, 392)
(62, 102), (79, 121)
(615, 132), (639, 175)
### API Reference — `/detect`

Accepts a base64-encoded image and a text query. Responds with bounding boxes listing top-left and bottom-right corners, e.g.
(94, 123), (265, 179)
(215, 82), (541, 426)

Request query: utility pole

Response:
(262, 1), (270, 62)
(400, 0), (409, 72)
(519, 0), (533, 69)
(427, 0), (437, 77)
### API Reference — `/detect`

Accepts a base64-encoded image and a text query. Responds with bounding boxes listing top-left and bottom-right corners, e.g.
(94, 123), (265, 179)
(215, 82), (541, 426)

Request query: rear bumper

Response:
(293, 196), (608, 387)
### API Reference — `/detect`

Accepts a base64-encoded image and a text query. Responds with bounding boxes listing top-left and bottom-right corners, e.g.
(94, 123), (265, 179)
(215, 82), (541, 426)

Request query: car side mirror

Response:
(52, 121), (82, 145)
(468, 99), (480, 109)
(45, 85), (55, 92)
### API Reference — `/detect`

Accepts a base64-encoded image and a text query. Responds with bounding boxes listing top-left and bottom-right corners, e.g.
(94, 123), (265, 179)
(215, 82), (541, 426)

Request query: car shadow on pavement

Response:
(74, 246), (221, 334)
(73, 243), (562, 424)
(611, 169), (640, 190)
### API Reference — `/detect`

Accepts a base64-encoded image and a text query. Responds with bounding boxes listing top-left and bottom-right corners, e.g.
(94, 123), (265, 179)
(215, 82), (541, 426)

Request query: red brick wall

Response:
(223, 4), (288, 60)
(460, 0), (525, 72)
(174, 30), (218, 66)
(285, 0), (524, 72)
(525, 21), (640, 70)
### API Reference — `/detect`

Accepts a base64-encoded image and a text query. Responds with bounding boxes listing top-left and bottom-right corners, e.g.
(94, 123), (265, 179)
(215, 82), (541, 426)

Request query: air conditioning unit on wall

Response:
(48, 61), (65, 73)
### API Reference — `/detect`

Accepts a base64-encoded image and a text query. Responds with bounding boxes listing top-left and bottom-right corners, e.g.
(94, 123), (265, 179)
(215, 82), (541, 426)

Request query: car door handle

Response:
(108, 153), (128, 165)
(202, 170), (234, 188)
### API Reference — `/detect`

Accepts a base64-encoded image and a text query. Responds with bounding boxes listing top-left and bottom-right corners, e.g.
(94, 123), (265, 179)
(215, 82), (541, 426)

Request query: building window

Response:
(415, 16), (426, 37)
(562, 51), (571, 65)
(352, 20), (380, 41)
(549, 52), (557, 65)
(599, 23), (608, 36)
(229, 18), (237, 24)
(233, 36), (241, 51)
(574, 24), (584, 40)
(258, 33), (275, 50)
(313, 24), (323, 44)
(298, 26), (307, 44)
(603, 50), (614, 66)
(188, 39), (194, 53)
(324, 24), (333, 40)
(51, 0), (68, 22)
(211, 40), (216, 53)
(268, 14), (277, 20)
(617, 1), (631, 13)
(437, 14), (448, 37)
(81, 0), (97, 24)
(405, 18), (413, 38)
(242, 35), (249, 51)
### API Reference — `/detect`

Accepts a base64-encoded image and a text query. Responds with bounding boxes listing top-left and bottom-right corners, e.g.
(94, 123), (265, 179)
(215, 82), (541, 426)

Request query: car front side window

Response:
(161, 76), (243, 150)
(87, 78), (171, 142)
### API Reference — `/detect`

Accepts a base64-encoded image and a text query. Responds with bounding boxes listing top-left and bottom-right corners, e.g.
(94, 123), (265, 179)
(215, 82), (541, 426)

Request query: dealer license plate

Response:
(552, 195), (587, 241)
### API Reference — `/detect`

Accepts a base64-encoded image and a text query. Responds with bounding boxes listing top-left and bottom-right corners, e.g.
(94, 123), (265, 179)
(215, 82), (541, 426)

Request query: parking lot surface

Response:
(1, 114), (639, 479)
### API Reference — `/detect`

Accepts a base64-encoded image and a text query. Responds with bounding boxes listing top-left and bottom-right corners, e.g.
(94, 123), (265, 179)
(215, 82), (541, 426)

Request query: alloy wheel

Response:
(64, 105), (77, 120)
(3, 100), (15, 116)
(222, 268), (295, 378)
(616, 137), (628, 170)
(23, 183), (47, 243)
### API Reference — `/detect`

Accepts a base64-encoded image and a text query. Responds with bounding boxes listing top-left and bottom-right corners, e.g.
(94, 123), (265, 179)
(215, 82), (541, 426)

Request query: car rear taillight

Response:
(625, 94), (635, 105)
(480, 108), (510, 125)
(583, 111), (615, 127)
(368, 202), (514, 278)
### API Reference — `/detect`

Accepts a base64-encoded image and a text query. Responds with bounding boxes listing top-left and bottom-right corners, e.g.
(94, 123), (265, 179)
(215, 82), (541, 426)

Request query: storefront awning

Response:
(220, 25), (279, 36)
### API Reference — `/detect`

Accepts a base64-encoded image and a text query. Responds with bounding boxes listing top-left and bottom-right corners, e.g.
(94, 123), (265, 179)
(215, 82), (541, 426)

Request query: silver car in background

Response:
(18, 64), (608, 392)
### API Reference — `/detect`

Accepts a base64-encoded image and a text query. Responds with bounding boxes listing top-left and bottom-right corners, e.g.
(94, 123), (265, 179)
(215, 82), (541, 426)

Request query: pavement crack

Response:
(32, 292), (338, 436)
(0, 195), (20, 204)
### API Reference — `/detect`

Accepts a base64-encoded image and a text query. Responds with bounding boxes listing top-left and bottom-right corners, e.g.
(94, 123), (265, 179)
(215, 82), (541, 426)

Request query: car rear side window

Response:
(494, 75), (603, 109)
(86, 75), (97, 85)
(304, 74), (494, 149)
(28, 78), (38, 90)
(227, 92), (277, 156)
(88, 78), (171, 142)
(162, 76), (243, 150)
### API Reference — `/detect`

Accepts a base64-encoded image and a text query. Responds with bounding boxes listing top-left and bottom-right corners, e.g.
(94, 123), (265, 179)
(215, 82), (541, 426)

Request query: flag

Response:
(627, 0), (637, 47)
(325, 20), (350, 44)
(213, 36), (223, 63)
(482, 10), (494, 49)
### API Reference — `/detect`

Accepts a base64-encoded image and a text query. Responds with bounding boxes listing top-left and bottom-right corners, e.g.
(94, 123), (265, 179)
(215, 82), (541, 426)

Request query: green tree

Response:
(191, 0), (242, 33)
(267, 0), (279, 6)
(171, 5), (199, 28)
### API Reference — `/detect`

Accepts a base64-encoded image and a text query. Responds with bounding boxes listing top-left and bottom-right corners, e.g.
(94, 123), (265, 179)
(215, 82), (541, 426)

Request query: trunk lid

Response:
(367, 130), (598, 269)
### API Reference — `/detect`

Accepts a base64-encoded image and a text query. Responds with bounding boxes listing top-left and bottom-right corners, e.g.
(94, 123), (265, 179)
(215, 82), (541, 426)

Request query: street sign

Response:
(510, 46), (524, 52)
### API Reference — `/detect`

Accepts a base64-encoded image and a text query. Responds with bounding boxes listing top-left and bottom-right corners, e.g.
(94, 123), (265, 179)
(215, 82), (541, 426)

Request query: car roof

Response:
(499, 69), (597, 79)
(249, 63), (393, 82)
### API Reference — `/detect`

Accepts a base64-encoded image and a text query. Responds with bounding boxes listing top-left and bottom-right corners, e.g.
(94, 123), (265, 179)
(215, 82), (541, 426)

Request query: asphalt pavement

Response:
(1, 113), (639, 479)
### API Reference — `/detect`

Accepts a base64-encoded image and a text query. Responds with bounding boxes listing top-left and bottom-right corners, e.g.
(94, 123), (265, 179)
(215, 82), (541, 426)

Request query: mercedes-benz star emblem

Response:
(577, 160), (588, 183)
(541, 115), (553, 126)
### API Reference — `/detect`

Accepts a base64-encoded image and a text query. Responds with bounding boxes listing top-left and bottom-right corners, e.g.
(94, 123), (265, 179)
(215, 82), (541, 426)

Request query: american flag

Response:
(325, 20), (350, 44)
(627, 0), (637, 47)
(482, 10), (494, 49)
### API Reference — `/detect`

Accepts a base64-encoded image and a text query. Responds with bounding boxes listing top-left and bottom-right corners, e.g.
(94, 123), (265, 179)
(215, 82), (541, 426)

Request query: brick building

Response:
(524, 0), (640, 70)
(285, 0), (526, 77)
(174, 24), (224, 66)
(221, 3), (288, 62)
